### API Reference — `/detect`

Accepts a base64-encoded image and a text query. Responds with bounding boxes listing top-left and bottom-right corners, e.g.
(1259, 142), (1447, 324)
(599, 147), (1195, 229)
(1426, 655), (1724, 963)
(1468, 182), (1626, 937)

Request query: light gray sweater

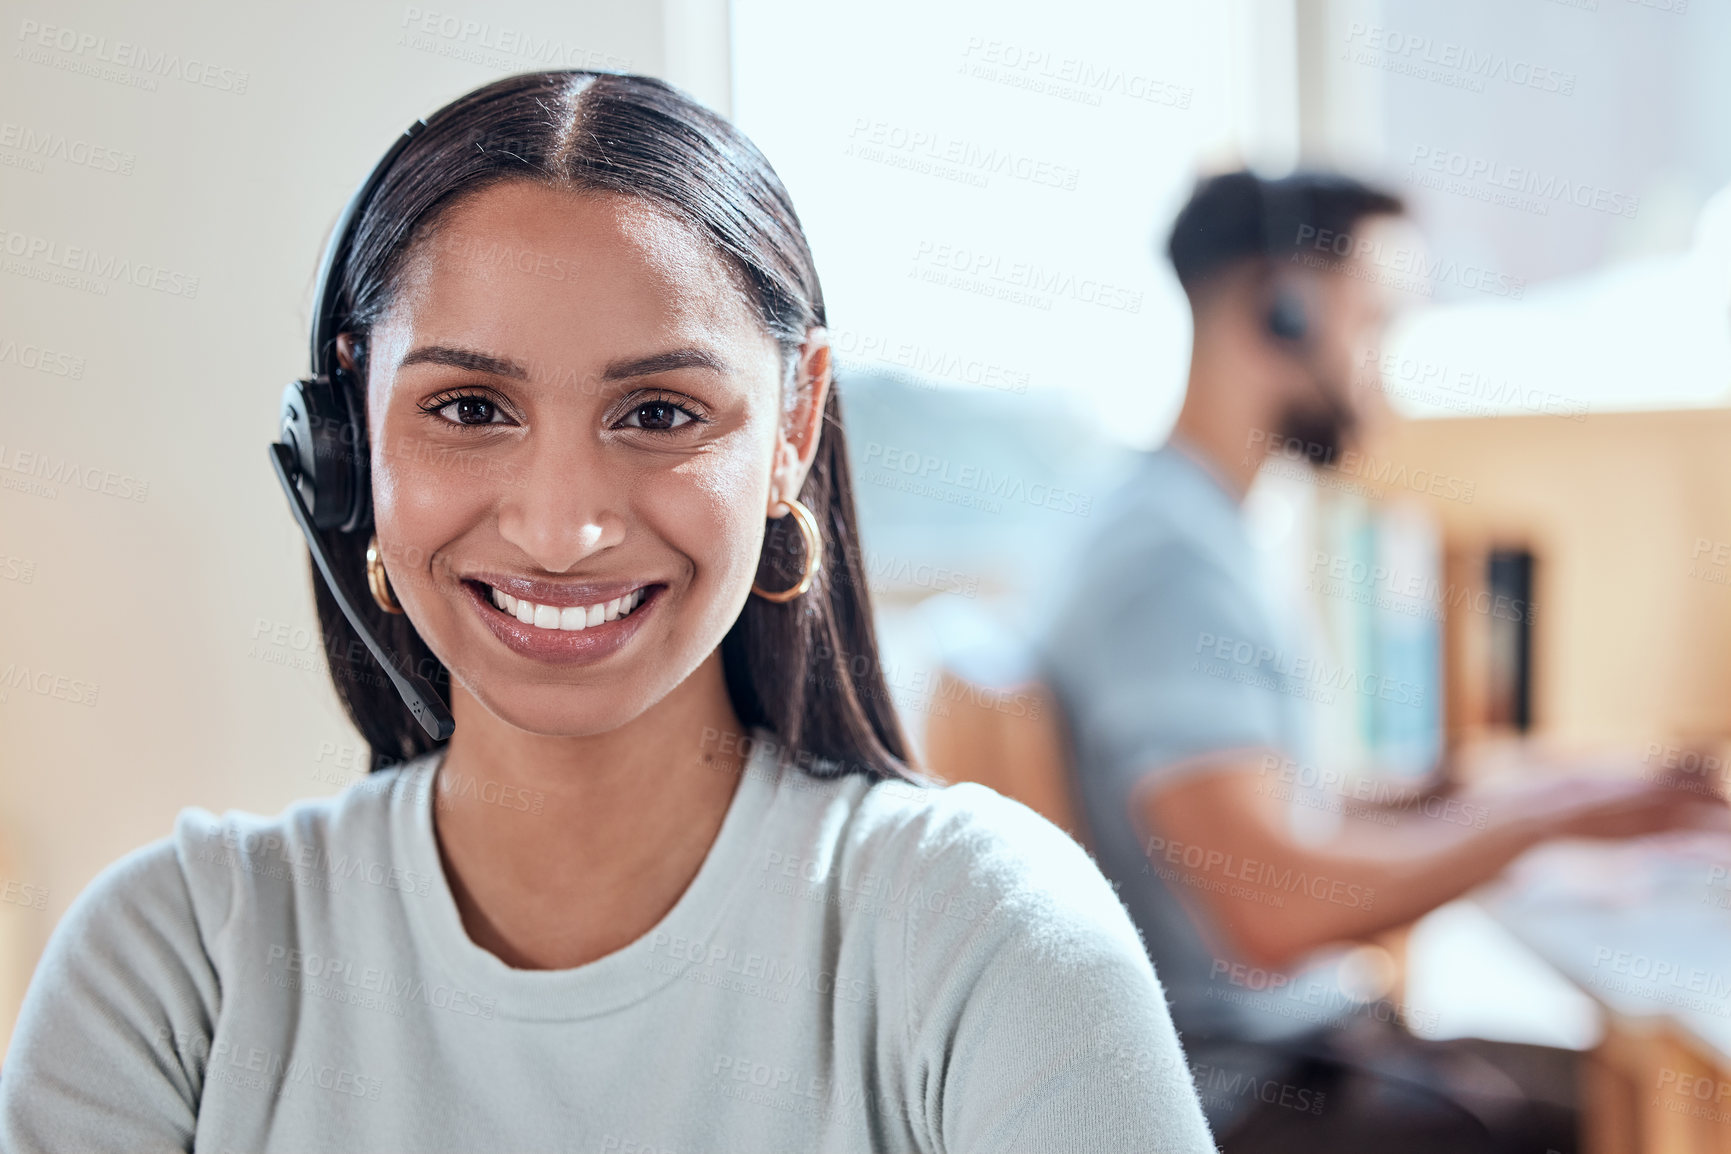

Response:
(0, 730), (1215, 1152)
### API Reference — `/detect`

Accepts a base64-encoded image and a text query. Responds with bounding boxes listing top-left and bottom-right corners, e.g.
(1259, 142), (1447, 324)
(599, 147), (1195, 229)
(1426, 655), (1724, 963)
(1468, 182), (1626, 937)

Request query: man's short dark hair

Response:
(1165, 169), (1404, 297)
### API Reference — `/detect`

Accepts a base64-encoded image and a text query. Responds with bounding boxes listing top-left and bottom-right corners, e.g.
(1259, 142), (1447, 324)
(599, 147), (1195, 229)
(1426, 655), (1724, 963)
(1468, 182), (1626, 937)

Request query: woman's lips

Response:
(461, 578), (661, 665)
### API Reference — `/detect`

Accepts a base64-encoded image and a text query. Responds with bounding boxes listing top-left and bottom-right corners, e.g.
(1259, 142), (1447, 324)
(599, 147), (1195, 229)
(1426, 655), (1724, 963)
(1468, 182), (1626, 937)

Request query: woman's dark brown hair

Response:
(308, 70), (917, 784)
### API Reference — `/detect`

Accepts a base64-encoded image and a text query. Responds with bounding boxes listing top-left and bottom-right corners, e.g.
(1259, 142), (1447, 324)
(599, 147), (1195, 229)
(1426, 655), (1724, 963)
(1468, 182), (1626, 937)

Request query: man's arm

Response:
(1133, 749), (1725, 969)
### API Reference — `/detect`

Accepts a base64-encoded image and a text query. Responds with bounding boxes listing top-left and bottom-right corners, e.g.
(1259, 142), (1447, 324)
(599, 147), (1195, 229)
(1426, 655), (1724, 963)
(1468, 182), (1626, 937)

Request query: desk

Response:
(1476, 832), (1731, 1154)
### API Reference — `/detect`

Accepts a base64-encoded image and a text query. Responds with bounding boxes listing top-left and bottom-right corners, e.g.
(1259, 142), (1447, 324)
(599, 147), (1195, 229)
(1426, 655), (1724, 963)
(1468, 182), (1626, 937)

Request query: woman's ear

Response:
(335, 331), (362, 377)
(767, 326), (831, 516)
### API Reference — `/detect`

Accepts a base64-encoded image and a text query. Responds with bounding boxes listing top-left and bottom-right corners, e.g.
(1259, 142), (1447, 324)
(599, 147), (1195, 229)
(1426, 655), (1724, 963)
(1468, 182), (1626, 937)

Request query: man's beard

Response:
(1276, 388), (1357, 468)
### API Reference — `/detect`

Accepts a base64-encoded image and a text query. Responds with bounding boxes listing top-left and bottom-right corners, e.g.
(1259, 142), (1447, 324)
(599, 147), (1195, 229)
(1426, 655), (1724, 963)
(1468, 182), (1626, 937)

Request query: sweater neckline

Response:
(388, 728), (786, 1021)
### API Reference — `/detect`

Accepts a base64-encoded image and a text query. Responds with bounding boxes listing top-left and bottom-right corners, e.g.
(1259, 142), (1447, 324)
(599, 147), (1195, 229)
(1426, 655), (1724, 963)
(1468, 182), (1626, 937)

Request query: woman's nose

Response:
(494, 436), (626, 574)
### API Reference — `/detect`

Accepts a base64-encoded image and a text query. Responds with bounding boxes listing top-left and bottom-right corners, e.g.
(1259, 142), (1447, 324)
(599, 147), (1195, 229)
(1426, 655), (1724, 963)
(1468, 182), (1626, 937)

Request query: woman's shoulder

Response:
(54, 756), (428, 952)
(788, 764), (1147, 960)
(174, 758), (418, 849)
(795, 769), (1211, 1150)
(171, 757), (430, 910)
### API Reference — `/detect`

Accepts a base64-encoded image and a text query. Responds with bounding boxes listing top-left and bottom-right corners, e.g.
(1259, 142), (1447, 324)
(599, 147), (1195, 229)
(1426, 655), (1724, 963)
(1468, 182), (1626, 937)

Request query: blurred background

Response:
(3, 0), (1729, 1148)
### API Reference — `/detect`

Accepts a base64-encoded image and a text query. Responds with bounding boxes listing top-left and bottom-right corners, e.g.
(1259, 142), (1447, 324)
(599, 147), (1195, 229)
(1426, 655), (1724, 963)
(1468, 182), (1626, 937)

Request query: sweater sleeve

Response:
(0, 814), (227, 1153)
(900, 784), (1216, 1154)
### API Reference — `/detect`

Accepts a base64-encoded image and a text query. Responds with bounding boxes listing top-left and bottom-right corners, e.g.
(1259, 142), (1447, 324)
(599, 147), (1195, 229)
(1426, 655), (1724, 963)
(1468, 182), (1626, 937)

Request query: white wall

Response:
(731, 0), (1300, 451)
(0, 0), (727, 1056)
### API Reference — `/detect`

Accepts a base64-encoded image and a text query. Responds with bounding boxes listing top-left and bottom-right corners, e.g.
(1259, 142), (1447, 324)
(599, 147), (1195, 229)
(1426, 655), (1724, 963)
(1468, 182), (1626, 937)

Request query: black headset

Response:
(1258, 177), (1312, 346)
(1256, 175), (1359, 443)
(268, 117), (456, 741)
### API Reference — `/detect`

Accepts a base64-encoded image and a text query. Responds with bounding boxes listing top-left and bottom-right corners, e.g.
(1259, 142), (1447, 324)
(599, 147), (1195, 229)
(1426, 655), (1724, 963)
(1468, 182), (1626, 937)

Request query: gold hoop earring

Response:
(752, 497), (822, 603)
(366, 535), (403, 615)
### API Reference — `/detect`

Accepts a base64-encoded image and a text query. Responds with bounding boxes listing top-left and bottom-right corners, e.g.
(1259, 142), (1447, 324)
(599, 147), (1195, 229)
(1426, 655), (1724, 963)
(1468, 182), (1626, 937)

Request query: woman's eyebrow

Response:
(397, 345), (726, 383)
(399, 345), (529, 378)
(602, 348), (727, 381)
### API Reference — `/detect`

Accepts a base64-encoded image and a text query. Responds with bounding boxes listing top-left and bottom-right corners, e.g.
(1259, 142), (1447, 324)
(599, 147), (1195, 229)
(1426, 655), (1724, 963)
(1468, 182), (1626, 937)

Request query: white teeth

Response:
(486, 585), (648, 632)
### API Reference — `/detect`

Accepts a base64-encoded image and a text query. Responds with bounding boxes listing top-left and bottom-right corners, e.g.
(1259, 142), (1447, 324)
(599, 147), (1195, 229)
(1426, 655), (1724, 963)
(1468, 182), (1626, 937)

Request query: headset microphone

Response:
(1258, 176), (1359, 456)
(268, 117), (455, 742)
(269, 443), (454, 740)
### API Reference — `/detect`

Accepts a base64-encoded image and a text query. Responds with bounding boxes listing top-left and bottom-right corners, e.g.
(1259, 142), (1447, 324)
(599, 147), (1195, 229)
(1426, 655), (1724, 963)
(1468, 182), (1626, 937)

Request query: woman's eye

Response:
(431, 396), (507, 426)
(622, 401), (695, 431)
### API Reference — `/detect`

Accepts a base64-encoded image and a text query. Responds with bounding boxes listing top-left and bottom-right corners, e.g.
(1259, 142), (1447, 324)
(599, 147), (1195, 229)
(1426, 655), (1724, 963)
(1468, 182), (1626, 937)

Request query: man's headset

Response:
(1256, 175), (1357, 451)
(267, 117), (456, 741)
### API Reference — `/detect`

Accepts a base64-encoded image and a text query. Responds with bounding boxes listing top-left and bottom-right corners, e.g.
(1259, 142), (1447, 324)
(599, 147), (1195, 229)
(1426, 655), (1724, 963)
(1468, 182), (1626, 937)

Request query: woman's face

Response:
(359, 181), (816, 736)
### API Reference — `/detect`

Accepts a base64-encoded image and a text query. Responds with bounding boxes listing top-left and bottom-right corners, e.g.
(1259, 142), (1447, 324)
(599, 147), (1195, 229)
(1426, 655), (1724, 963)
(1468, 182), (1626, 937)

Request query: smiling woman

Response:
(0, 72), (1215, 1153)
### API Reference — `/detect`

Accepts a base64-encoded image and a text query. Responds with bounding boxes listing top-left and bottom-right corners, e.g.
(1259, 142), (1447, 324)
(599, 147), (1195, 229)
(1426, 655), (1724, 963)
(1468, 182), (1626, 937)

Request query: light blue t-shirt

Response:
(0, 727), (1216, 1153)
(1037, 442), (1349, 1124)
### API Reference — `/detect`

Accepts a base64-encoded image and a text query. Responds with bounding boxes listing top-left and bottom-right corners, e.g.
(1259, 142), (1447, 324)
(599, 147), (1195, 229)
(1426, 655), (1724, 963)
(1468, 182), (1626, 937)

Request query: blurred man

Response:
(1036, 169), (1720, 1153)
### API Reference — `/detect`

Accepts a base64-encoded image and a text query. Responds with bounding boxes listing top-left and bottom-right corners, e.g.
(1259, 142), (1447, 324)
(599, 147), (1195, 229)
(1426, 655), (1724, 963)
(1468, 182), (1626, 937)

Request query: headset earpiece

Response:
(268, 114), (451, 741)
(1266, 284), (1309, 344)
(277, 375), (369, 533)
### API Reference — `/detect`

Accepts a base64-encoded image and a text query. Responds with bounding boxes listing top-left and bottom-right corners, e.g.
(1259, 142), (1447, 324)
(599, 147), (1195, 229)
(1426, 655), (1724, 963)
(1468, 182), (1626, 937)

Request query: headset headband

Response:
(270, 114), (456, 743)
(310, 118), (429, 379)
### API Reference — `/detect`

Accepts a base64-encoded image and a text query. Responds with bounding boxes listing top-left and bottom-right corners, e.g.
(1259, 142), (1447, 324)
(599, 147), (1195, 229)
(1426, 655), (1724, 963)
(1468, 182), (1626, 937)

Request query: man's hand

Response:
(1134, 749), (1727, 970)
(1469, 771), (1728, 843)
